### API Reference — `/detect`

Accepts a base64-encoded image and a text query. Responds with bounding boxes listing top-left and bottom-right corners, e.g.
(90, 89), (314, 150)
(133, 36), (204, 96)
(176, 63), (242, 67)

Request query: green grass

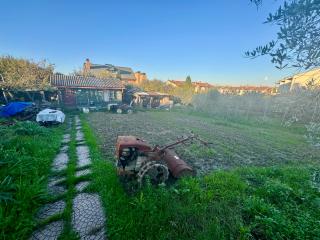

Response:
(82, 116), (320, 240)
(0, 121), (64, 240)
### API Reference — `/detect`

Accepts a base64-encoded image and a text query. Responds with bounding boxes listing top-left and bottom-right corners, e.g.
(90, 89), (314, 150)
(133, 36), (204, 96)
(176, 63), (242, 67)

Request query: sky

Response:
(0, 0), (294, 86)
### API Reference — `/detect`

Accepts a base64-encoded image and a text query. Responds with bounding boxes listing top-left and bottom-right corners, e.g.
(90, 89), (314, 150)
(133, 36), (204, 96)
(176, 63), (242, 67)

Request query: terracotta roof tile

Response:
(50, 74), (124, 89)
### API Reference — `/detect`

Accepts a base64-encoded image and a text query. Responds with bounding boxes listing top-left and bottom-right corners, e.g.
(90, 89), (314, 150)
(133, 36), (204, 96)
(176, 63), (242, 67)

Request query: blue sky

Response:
(0, 0), (293, 85)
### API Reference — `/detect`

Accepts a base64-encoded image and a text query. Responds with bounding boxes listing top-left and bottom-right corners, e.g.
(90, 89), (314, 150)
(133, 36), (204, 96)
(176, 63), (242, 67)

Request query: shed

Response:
(50, 74), (124, 108)
(133, 91), (171, 108)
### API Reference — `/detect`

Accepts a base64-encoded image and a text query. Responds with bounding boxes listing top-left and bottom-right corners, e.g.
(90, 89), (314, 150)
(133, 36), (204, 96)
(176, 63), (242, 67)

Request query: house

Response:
(83, 59), (139, 85)
(116, 66), (136, 84)
(277, 78), (293, 93)
(277, 68), (320, 93)
(166, 80), (213, 93)
(193, 82), (214, 93)
(88, 63), (119, 78)
(50, 74), (124, 108)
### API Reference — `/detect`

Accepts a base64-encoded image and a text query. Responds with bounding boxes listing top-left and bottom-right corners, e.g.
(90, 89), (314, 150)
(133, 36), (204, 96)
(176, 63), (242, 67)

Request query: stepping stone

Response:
(48, 176), (65, 186)
(47, 177), (67, 196)
(31, 220), (64, 240)
(76, 130), (84, 141)
(75, 181), (90, 192)
(72, 193), (106, 240)
(76, 169), (92, 178)
(60, 145), (69, 153)
(61, 134), (71, 144)
(77, 141), (86, 146)
(76, 125), (82, 130)
(75, 116), (81, 126)
(52, 153), (69, 171)
(76, 146), (91, 168)
(36, 200), (66, 221)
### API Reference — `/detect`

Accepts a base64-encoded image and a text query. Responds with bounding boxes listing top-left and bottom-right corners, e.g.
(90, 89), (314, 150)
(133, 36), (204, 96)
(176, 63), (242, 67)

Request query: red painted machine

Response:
(115, 134), (210, 185)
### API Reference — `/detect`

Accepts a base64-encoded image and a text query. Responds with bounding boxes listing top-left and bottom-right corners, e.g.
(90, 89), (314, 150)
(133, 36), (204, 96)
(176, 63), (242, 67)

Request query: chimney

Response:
(83, 58), (91, 73)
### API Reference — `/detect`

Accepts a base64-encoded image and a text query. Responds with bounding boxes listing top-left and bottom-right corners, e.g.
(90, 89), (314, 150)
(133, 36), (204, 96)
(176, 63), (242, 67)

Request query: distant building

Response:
(193, 82), (214, 93)
(277, 78), (293, 93)
(116, 66), (137, 84)
(166, 79), (274, 95)
(51, 74), (124, 108)
(166, 80), (184, 88)
(83, 59), (148, 85)
(214, 86), (274, 95)
(83, 59), (136, 85)
(134, 71), (148, 84)
(277, 68), (320, 93)
(166, 80), (213, 93)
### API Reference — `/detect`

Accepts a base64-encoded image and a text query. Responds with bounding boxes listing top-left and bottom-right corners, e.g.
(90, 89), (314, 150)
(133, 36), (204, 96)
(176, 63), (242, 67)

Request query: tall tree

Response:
(246, 0), (320, 70)
(140, 79), (167, 92)
(186, 75), (192, 85)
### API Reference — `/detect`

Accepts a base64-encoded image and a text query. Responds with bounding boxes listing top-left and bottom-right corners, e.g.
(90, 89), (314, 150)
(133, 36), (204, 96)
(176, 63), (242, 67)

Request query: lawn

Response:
(83, 110), (320, 240)
(0, 121), (64, 239)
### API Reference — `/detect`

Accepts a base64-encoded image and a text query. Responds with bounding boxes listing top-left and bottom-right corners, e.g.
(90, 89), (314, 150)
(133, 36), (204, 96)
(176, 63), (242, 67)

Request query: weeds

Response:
(305, 122), (320, 147)
(192, 89), (320, 125)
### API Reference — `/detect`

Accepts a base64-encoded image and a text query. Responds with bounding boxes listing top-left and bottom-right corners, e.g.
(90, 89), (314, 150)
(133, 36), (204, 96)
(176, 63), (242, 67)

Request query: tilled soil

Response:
(88, 111), (320, 175)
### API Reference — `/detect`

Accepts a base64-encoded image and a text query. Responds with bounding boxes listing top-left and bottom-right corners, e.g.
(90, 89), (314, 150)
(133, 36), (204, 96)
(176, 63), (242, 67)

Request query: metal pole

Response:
(0, 74), (8, 103)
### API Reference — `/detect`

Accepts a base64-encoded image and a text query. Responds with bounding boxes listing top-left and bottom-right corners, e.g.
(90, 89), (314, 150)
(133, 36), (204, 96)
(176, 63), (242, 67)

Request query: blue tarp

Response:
(0, 102), (33, 117)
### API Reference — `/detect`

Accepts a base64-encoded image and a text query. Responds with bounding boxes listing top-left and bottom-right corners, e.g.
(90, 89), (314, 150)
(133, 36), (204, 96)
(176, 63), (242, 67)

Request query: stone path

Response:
(31, 116), (106, 240)
(31, 119), (71, 240)
(36, 200), (66, 221)
(32, 221), (64, 240)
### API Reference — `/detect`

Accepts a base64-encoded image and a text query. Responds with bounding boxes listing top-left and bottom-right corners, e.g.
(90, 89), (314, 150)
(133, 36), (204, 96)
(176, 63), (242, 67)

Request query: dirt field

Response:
(87, 110), (320, 175)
